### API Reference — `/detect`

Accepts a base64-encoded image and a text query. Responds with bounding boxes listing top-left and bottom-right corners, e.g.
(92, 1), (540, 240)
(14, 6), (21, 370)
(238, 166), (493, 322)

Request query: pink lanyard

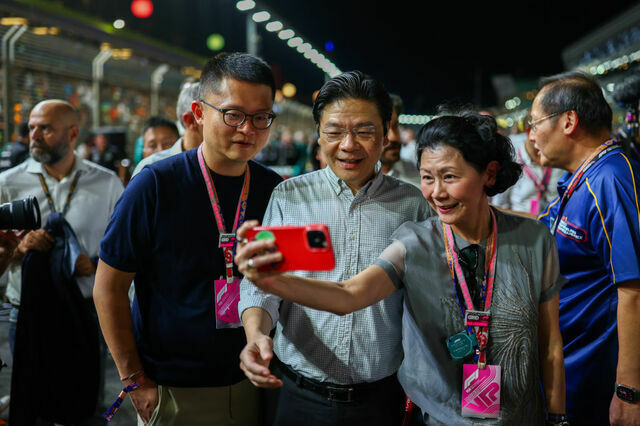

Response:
(550, 140), (617, 234)
(442, 207), (497, 367)
(197, 145), (250, 281)
(517, 150), (551, 200)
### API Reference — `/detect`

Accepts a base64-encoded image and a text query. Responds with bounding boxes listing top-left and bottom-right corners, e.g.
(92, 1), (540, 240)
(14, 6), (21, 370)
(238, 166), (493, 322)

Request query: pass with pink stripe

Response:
(461, 364), (501, 418)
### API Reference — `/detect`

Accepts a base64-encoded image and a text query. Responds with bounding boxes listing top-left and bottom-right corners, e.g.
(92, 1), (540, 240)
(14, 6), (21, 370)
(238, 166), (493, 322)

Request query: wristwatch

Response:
(615, 383), (640, 403)
(545, 412), (569, 425)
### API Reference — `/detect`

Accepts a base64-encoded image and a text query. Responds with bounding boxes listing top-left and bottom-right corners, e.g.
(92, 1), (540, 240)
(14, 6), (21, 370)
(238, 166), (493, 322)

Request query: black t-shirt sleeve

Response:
(99, 167), (156, 272)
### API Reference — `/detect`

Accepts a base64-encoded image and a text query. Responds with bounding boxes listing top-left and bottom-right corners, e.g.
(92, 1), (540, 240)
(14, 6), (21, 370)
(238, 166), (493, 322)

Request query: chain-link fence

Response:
(0, 24), (184, 156)
(0, 17), (317, 166)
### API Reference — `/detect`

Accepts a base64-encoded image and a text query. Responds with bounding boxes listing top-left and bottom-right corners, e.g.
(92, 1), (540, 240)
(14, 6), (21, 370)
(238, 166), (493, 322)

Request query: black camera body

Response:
(0, 196), (41, 230)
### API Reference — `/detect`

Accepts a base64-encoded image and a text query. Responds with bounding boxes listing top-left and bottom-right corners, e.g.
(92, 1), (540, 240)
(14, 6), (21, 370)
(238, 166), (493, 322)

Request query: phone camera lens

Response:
(307, 230), (327, 248)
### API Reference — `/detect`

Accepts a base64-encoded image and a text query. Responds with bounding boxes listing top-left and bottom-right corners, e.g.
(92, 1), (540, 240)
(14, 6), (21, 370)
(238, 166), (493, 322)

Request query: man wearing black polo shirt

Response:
(94, 52), (282, 425)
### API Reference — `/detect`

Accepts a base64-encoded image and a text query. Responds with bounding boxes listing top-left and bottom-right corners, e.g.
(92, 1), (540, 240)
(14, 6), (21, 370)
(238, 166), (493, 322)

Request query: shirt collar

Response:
(322, 162), (383, 197)
(25, 152), (88, 176)
(555, 171), (570, 197)
(554, 143), (621, 197)
(173, 137), (184, 153)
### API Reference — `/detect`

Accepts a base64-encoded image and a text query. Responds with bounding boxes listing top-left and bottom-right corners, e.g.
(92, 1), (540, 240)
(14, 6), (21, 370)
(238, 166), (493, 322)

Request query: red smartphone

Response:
(246, 224), (335, 271)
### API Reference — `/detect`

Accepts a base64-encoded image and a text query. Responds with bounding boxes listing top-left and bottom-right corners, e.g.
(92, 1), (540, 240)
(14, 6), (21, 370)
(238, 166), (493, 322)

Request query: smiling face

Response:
(419, 144), (495, 229)
(193, 77), (274, 175)
(318, 98), (388, 193)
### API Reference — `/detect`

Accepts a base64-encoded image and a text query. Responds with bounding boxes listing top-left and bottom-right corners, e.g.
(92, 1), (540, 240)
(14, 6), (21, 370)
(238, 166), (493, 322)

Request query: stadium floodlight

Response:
(236, 0), (256, 11)
(266, 21), (283, 32)
(278, 29), (295, 40)
(287, 37), (303, 47)
(252, 11), (271, 23)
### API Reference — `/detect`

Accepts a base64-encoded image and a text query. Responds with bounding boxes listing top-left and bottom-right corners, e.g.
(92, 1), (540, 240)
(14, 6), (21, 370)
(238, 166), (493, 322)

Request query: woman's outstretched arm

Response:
(235, 220), (397, 315)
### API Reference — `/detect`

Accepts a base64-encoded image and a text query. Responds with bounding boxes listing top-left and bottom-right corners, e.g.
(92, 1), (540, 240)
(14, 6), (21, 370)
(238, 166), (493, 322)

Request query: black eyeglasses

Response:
(320, 126), (377, 143)
(199, 99), (276, 130)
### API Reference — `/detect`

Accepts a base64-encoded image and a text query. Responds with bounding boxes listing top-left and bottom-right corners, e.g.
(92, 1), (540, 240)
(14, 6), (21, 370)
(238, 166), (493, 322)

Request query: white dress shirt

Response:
(0, 154), (124, 304)
(491, 133), (564, 214)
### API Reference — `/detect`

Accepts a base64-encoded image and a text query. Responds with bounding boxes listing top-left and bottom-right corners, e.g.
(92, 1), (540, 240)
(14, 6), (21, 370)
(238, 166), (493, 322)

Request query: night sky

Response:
(54, 0), (640, 113)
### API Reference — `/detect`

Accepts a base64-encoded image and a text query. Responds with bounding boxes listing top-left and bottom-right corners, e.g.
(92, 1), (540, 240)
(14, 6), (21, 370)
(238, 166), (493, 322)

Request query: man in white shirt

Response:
(491, 131), (563, 216)
(0, 99), (124, 354)
(399, 126), (416, 163)
(132, 81), (203, 177)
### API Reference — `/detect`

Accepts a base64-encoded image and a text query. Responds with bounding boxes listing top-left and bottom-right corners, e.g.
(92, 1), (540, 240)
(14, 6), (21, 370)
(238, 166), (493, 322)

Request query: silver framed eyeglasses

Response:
(527, 111), (564, 132)
(199, 99), (276, 129)
(320, 126), (377, 143)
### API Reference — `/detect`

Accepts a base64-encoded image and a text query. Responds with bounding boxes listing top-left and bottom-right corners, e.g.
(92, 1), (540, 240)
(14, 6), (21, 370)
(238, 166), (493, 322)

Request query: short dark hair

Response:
(415, 111), (522, 196)
(538, 71), (612, 134)
(199, 52), (275, 100)
(389, 93), (404, 115)
(142, 116), (179, 137)
(312, 71), (392, 135)
(17, 121), (29, 138)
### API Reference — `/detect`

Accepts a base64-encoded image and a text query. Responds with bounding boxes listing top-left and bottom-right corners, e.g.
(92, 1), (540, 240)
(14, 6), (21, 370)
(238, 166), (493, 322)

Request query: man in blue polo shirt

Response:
(532, 71), (640, 425)
(94, 52), (282, 425)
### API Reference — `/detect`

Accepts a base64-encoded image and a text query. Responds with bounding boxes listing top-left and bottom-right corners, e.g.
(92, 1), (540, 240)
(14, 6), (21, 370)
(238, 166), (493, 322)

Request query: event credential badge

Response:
(461, 364), (501, 418)
(214, 277), (241, 325)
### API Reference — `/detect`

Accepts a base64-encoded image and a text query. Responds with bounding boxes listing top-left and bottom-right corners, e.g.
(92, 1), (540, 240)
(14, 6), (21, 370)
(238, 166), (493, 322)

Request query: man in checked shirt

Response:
(238, 71), (432, 426)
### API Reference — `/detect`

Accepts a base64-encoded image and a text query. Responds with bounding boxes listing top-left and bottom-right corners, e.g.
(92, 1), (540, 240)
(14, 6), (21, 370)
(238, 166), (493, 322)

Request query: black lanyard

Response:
(37, 171), (81, 217)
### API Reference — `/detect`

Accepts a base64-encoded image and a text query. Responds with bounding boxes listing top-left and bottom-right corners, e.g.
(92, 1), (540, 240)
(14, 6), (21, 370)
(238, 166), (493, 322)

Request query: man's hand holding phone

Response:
(236, 220), (335, 284)
(235, 220), (285, 288)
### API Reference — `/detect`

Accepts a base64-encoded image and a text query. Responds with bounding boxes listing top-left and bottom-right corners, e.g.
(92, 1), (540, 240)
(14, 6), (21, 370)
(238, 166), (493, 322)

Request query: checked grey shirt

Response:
(239, 165), (432, 385)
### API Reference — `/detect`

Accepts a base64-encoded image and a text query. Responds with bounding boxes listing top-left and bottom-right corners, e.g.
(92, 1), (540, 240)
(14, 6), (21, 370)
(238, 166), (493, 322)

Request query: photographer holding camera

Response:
(0, 99), (123, 423)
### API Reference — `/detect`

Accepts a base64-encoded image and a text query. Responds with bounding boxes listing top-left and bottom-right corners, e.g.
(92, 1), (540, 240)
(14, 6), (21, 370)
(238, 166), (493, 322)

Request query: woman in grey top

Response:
(236, 113), (567, 425)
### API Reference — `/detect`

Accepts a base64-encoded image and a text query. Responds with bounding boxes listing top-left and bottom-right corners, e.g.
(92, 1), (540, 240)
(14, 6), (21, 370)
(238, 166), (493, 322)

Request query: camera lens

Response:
(0, 196), (41, 230)
(307, 230), (327, 248)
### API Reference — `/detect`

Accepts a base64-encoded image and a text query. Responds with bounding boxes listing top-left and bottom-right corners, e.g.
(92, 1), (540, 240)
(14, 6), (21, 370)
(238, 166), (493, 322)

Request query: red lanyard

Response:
(197, 145), (250, 281)
(550, 140), (618, 234)
(443, 207), (497, 367)
(517, 150), (551, 200)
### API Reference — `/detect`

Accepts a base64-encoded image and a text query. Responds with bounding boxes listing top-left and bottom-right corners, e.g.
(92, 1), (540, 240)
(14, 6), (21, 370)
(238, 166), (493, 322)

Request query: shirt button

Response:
(349, 235), (355, 241)
(346, 268), (352, 275)
(342, 338), (348, 345)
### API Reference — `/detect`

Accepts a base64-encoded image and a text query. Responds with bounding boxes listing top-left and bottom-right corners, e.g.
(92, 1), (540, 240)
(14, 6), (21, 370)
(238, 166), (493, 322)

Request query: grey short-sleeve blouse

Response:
(375, 209), (564, 425)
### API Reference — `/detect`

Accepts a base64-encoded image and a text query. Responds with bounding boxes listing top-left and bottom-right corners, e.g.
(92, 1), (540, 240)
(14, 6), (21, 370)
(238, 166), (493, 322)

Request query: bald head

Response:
(29, 99), (79, 166)
(32, 100), (79, 126)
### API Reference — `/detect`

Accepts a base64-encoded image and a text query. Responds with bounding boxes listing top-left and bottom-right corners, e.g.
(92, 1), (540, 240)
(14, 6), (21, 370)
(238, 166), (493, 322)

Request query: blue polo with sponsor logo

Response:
(538, 144), (640, 424)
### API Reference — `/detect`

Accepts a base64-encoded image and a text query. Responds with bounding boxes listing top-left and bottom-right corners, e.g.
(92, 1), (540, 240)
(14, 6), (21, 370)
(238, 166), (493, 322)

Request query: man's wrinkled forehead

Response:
(30, 101), (78, 127)
(318, 98), (383, 127)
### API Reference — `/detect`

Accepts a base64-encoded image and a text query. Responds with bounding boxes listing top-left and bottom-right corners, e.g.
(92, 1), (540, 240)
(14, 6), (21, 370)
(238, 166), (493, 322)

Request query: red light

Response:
(131, 0), (153, 18)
